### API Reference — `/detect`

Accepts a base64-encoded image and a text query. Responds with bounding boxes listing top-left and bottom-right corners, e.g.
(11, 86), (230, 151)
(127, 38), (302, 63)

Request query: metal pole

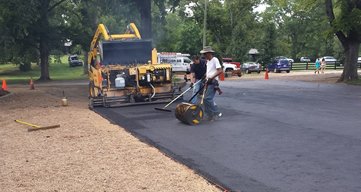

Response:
(203, 0), (207, 48)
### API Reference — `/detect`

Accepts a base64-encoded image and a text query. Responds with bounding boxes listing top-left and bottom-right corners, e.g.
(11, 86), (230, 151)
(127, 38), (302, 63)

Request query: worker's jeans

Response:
(204, 83), (220, 118)
(191, 80), (202, 104)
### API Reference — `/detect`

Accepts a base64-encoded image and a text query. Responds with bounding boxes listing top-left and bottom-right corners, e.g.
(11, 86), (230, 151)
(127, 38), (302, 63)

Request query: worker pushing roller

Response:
(174, 46), (223, 125)
(200, 46), (223, 121)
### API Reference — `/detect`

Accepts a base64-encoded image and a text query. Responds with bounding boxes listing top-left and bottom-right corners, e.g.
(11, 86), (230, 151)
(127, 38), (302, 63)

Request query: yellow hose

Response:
(14, 120), (40, 128)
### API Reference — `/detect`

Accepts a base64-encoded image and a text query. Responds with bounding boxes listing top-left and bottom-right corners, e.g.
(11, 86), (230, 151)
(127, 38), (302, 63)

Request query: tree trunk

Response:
(83, 51), (88, 75)
(39, 37), (50, 80)
(39, 0), (51, 81)
(291, 32), (297, 61)
(339, 42), (359, 82)
(136, 0), (152, 40)
(325, 0), (360, 82)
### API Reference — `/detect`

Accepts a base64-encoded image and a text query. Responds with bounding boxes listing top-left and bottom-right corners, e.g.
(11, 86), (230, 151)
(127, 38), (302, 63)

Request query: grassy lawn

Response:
(347, 79), (361, 86)
(0, 55), (87, 84)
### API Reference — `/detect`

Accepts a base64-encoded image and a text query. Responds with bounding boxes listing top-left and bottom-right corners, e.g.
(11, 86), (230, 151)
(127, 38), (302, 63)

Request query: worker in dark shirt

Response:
(190, 55), (207, 104)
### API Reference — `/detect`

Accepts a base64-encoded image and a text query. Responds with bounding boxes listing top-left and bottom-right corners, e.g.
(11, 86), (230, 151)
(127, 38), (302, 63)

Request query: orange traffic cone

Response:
(264, 69), (269, 80)
(29, 78), (35, 90)
(2, 79), (8, 91)
(219, 72), (225, 81)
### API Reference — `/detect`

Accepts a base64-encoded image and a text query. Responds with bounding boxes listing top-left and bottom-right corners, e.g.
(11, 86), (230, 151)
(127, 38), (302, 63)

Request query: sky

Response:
(254, 3), (268, 13)
(184, 2), (269, 16)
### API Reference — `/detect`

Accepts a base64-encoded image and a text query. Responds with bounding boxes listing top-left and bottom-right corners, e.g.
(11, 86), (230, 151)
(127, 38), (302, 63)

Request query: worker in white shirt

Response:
(200, 46), (223, 121)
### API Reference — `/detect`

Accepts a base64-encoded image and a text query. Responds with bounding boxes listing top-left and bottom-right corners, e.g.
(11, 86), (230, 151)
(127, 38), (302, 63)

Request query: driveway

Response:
(95, 80), (361, 192)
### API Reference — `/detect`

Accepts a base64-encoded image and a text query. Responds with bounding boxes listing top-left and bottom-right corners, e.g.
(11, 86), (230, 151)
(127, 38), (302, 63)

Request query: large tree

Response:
(37, 0), (67, 80)
(325, 0), (361, 81)
(172, 0), (261, 61)
(0, 0), (71, 80)
(135, 0), (152, 39)
(0, 0), (40, 71)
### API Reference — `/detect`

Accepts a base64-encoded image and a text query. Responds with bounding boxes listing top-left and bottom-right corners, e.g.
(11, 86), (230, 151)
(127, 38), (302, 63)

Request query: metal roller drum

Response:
(175, 102), (203, 125)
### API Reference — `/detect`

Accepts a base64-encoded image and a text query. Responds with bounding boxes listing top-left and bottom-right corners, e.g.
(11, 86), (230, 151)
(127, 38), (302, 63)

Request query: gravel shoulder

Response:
(0, 85), (220, 192)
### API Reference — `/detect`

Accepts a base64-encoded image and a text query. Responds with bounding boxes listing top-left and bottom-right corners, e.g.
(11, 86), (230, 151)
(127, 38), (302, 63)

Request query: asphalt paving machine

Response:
(88, 23), (177, 108)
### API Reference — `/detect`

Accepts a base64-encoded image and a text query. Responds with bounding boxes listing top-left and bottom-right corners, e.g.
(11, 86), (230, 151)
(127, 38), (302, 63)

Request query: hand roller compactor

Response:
(155, 78), (208, 125)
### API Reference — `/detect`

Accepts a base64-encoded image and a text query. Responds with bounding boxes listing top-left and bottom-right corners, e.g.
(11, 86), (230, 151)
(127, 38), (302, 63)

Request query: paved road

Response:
(95, 80), (361, 192)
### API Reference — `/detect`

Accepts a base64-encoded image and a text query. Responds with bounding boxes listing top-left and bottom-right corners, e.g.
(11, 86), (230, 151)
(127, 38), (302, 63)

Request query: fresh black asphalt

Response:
(94, 80), (361, 192)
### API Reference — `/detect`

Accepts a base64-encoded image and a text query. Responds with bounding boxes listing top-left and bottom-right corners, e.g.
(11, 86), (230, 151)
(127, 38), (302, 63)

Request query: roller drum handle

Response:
(162, 79), (203, 109)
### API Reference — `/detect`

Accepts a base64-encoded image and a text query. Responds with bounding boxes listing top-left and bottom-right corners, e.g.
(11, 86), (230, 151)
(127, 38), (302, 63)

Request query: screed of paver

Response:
(0, 86), (220, 192)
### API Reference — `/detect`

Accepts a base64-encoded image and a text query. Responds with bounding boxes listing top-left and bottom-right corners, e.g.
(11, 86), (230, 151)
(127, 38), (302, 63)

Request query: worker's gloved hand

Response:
(190, 83), (194, 88)
(206, 78), (213, 85)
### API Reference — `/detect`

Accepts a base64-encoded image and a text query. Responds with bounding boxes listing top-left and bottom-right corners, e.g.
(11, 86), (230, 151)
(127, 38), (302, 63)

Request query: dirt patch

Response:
(0, 84), (220, 191)
(0, 89), (9, 97)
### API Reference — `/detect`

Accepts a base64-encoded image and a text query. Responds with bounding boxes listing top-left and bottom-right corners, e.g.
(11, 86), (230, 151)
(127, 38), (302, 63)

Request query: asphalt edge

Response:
(92, 107), (232, 192)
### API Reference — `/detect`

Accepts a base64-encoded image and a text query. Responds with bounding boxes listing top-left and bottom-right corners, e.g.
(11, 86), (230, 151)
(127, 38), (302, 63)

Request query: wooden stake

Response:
(28, 125), (60, 132)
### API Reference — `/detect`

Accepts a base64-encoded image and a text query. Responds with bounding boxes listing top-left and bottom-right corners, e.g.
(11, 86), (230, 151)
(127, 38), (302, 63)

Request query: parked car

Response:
(241, 62), (261, 74)
(68, 55), (83, 67)
(223, 62), (242, 77)
(275, 56), (294, 63)
(158, 53), (191, 72)
(320, 56), (337, 64)
(267, 59), (291, 73)
(300, 57), (311, 62)
(222, 58), (241, 68)
(358, 56), (361, 64)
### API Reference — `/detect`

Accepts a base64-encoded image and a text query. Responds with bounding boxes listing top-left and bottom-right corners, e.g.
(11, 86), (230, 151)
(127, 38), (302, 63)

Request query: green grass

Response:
(0, 55), (87, 84)
(346, 79), (361, 86)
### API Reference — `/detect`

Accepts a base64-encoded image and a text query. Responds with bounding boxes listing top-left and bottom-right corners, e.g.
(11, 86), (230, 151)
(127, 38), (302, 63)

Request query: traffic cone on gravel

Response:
(2, 79), (8, 91)
(264, 69), (269, 80)
(29, 78), (35, 90)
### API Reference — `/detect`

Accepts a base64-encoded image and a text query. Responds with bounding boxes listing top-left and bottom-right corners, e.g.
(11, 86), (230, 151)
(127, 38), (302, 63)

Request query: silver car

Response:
(300, 57), (311, 62)
(320, 56), (337, 64)
(241, 62), (261, 74)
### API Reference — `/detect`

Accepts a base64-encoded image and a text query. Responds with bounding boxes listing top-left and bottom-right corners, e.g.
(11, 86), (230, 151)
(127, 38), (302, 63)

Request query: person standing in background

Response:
(314, 58), (321, 74)
(190, 55), (207, 104)
(320, 58), (327, 74)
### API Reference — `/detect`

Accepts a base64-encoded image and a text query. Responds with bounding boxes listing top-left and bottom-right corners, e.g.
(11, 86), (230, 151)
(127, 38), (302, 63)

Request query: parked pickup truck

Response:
(223, 58), (241, 68)
(222, 58), (241, 77)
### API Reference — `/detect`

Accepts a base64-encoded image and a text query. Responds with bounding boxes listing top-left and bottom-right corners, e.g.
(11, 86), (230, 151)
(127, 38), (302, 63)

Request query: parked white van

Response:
(157, 52), (192, 72)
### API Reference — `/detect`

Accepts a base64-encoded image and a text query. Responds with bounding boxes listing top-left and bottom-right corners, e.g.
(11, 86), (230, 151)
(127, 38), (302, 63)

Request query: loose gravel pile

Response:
(0, 84), (219, 192)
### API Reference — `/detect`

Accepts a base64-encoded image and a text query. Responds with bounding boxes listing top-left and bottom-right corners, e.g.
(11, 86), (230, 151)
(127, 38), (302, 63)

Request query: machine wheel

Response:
(274, 68), (278, 73)
(246, 69), (250, 74)
(88, 98), (94, 110)
(129, 94), (135, 103)
(286, 70), (290, 73)
(257, 71), (261, 74)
